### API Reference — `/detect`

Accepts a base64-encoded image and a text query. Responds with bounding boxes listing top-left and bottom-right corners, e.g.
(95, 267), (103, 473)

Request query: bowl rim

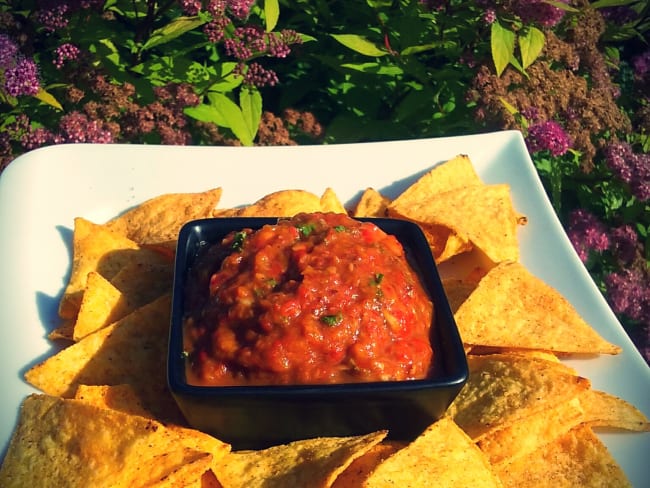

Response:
(167, 215), (469, 397)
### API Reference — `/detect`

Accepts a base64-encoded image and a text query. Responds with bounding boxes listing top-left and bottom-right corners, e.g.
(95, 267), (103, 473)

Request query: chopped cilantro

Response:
(320, 312), (343, 326)
(334, 225), (347, 232)
(231, 231), (247, 251)
(297, 223), (316, 237)
(373, 273), (384, 285)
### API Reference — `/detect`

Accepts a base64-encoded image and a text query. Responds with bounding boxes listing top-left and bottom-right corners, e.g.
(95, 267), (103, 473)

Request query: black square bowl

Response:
(168, 216), (468, 449)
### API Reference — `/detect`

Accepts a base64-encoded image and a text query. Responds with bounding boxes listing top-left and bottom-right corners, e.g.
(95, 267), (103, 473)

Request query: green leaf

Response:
(542, 0), (579, 11)
(184, 104), (228, 126)
(142, 16), (206, 51)
(207, 92), (254, 146)
(519, 26), (545, 69)
(34, 88), (63, 111)
(331, 34), (388, 57)
(400, 42), (454, 56)
(340, 62), (403, 76)
(366, 0), (393, 7)
(264, 0), (280, 32)
(491, 20), (516, 76)
(240, 87), (262, 141)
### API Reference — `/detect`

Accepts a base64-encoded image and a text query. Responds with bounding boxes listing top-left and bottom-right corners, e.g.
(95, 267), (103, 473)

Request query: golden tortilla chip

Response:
(476, 396), (585, 464)
(105, 187), (223, 246)
(0, 394), (225, 488)
(59, 217), (170, 320)
(363, 418), (502, 488)
(578, 389), (650, 432)
(74, 384), (151, 417)
(493, 425), (631, 487)
(352, 188), (390, 218)
(109, 259), (174, 307)
(331, 441), (405, 488)
(320, 187), (347, 213)
(26, 294), (182, 423)
(390, 184), (523, 264)
(447, 353), (590, 439)
(454, 261), (622, 355)
(389, 154), (482, 207)
(214, 431), (387, 488)
(237, 189), (323, 217)
(72, 271), (129, 341)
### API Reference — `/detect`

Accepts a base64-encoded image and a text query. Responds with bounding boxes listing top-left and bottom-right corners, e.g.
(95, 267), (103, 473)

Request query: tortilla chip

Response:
(454, 261), (622, 355)
(363, 418), (502, 488)
(389, 155), (482, 207)
(442, 278), (477, 314)
(320, 187), (347, 213)
(59, 218), (170, 320)
(390, 184), (523, 264)
(578, 389), (650, 432)
(109, 259), (174, 308)
(25, 294), (182, 423)
(493, 425), (631, 487)
(0, 394), (224, 487)
(214, 431), (387, 488)
(105, 187), (223, 246)
(237, 189), (323, 217)
(72, 271), (129, 341)
(74, 384), (152, 417)
(352, 188), (390, 218)
(331, 441), (405, 487)
(476, 396), (585, 464)
(447, 353), (590, 439)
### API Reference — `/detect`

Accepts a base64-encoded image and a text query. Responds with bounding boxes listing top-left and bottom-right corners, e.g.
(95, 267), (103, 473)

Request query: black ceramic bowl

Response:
(168, 216), (468, 449)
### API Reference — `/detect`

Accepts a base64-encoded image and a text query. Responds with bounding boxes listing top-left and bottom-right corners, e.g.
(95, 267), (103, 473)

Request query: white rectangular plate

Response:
(1, 131), (648, 483)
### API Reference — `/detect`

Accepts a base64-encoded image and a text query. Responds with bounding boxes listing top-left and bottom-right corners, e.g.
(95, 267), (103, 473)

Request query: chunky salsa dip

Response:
(183, 212), (434, 386)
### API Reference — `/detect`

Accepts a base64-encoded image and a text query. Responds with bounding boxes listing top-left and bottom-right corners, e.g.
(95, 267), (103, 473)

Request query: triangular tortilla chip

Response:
(105, 187), (223, 246)
(0, 394), (225, 487)
(214, 431), (387, 488)
(454, 261), (621, 355)
(363, 418), (502, 488)
(352, 188), (390, 218)
(447, 354), (591, 439)
(58, 217), (169, 319)
(320, 187), (347, 213)
(26, 294), (182, 422)
(237, 189), (323, 217)
(493, 425), (631, 487)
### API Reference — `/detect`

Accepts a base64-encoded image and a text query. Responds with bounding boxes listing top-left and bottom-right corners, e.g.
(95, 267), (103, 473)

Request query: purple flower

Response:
(4, 58), (40, 97)
(566, 209), (611, 264)
(604, 142), (650, 202)
(526, 120), (572, 156)
(0, 34), (18, 70)
(511, 0), (568, 28)
(605, 269), (650, 325)
(611, 225), (639, 265)
(236, 62), (278, 87)
(53, 43), (81, 69)
(227, 0), (255, 20)
(632, 50), (650, 78)
(59, 112), (113, 143)
(483, 8), (497, 24)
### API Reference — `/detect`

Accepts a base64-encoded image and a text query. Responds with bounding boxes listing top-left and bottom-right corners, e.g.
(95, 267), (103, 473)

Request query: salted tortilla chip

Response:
(331, 441), (405, 488)
(442, 278), (477, 313)
(26, 294), (182, 423)
(105, 187), (223, 246)
(237, 189), (323, 217)
(74, 384), (151, 417)
(72, 271), (129, 341)
(389, 154), (482, 207)
(493, 425), (631, 487)
(363, 418), (502, 488)
(578, 389), (650, 432)
(447, 353), (590, 439)
(214, 431), (387, 488)
(320, 187), (347, 213)
(391, 184), (523, 264)
(109, 259), (174, 308)
(352, 188), (390, 218)
(454, 261), (621, 355)
(59, 218), (169, 320)
(0, 394), (224, 488)
(476, 396), (585, 464)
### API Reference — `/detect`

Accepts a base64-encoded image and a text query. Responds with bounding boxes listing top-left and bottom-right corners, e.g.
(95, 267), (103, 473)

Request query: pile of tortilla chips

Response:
(1, 155), (648, 487)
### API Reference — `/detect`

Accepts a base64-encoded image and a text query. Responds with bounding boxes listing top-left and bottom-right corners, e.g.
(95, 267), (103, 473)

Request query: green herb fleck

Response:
(320, 312), (343, 326)
(232, 231), (247, 251)
(334, 225), (347, 232)
(373, 272), (384, 285)
(297, 223), (316, 237)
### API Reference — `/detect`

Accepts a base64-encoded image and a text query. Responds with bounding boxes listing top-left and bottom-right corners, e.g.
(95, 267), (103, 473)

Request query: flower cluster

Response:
(0, 34), (40, 97)
(606, 270), (650, 329)
(604, 142), (650, 202)
(566, 209), (611, 264)
(510, 0), (568, 28)
(525, 120), (572, 157)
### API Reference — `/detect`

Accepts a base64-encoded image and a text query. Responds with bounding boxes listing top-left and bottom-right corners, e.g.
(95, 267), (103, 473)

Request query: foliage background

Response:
(1, 0), (648, 362)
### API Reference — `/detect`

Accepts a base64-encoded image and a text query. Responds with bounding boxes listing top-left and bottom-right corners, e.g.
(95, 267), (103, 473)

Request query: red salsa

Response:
(183, 212), (434, 386)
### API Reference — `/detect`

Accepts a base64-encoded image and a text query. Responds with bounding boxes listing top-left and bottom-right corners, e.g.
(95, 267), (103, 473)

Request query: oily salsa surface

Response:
(183, 212), (434, 386)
